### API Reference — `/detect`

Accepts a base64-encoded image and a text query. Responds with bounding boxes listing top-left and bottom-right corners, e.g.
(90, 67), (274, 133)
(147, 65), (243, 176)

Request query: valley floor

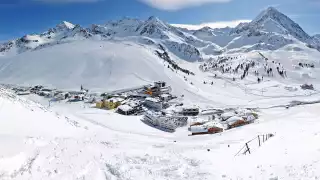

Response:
(1, 89), (320, 180)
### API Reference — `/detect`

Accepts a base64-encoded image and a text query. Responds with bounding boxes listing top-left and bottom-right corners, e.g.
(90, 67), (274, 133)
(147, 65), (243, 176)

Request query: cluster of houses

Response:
(189, 108), (258, 135)
(95, 81), (175, 116)
(94, 81), (204, 131)
(11, 84), (92, 103)
(9, 81), (258, 134)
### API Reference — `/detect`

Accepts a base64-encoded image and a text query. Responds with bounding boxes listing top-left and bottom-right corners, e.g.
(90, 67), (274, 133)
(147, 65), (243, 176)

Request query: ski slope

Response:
(0, 40), (320, 180)
(1, 85), (320, 179)
(0, 39), (320, 108)
(2, 6), (320, 180)
(0, 40), (165, 91)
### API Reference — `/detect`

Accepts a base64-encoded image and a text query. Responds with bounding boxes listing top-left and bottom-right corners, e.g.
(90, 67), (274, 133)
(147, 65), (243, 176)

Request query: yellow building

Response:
(96, 101), (104, 108)
(103, 100), (122, 110)
(96, 97), (124, 110)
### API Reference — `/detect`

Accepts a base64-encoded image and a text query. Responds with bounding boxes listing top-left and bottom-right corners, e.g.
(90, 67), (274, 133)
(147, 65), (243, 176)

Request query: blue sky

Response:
(1, 0), (319, 40)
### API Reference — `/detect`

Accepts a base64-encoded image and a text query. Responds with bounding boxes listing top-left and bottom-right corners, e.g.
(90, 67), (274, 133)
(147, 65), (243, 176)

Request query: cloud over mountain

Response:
(172, 20), (251, 30)
(139, 0), (231, 10)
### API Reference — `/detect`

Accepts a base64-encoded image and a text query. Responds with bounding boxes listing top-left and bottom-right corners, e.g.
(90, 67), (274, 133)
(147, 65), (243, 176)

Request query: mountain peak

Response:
(244, 6), (311, 41)
(199, 26), (213, 31)
(266, 6), (278, 12)
(147, 16), (160, 21)
(253, 6), (283, 23)
(144, 16), (168, 29)
(56, 21), (75, 31)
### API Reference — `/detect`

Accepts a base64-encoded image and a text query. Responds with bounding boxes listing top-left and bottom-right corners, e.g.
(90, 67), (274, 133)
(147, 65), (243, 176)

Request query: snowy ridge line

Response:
(1, 6), (320, 60)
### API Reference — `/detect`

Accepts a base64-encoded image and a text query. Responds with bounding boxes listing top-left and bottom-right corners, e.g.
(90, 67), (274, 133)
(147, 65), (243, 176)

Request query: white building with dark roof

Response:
(144, 97), (163, 110)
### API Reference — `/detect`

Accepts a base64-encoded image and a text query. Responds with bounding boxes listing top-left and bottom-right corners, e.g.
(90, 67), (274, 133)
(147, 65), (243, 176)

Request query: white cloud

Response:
(139, 0), (231, 10)
(32, 0), (101, 3)
(171, 19), (251, 30)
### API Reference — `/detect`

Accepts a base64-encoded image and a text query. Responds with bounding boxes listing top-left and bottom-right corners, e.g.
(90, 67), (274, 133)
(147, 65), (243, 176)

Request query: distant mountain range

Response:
(1, 7), (320, 61)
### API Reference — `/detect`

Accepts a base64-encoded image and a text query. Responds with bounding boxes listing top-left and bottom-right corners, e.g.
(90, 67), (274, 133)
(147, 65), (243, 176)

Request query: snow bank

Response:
(0, 89), (83, 137)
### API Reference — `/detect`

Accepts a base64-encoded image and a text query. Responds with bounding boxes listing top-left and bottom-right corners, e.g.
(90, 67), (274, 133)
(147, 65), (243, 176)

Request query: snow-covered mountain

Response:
(3, 7), (320, 180)
(232, 7), (311, 41)
(0, 7), (320, 90)
(191, 7), (319, 52)
(1, 7), (319, 58)
(0, 21), (92, 55)
(0, 17), (211, 62)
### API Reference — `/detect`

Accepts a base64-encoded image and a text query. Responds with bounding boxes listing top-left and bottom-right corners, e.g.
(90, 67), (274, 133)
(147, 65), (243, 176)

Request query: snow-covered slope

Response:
(2, 7), (320, 180)
(0, 21), (92, 55)
(3, 77), (320, 179)
(0, 7), (319, 104)
(0, 89), (85, 138)
(91, 16), (211, 61)
(192, 26), (234, 47)
(0, 40), (183, 91)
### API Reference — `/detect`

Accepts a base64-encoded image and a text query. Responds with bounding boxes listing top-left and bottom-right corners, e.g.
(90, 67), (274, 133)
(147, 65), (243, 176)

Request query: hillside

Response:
(2, 6), (320, 180)
(2, 77), (320, 179)
(0, 8), (319, 100)
(1, 38), (320, 108)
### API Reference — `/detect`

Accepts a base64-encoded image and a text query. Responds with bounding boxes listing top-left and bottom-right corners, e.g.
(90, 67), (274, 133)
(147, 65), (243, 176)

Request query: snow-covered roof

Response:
(108, 97), (124, 102)
(190, 126), (208, 133)
(145, 97), (161, 103)
(123, 100), (140, 108)
(145, 110), (161, 117)
(160, 94), (171, 98)
(203, 121), (224, 129)
(118, 105), (133, 112)
(226, 116), (243, 124)
(182, 104), (199, 110)
(221, 112), (234, 119)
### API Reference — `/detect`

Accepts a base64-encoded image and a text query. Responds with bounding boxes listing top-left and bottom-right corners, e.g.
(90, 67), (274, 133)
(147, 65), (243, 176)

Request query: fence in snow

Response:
(235, 133), (274, 156)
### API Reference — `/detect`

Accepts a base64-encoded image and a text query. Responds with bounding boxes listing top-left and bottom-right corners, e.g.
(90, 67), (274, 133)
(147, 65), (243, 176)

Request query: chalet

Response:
(190, 121), (224, 135)
(190, 126), (208, 135)
(225, 116), (250, 129)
